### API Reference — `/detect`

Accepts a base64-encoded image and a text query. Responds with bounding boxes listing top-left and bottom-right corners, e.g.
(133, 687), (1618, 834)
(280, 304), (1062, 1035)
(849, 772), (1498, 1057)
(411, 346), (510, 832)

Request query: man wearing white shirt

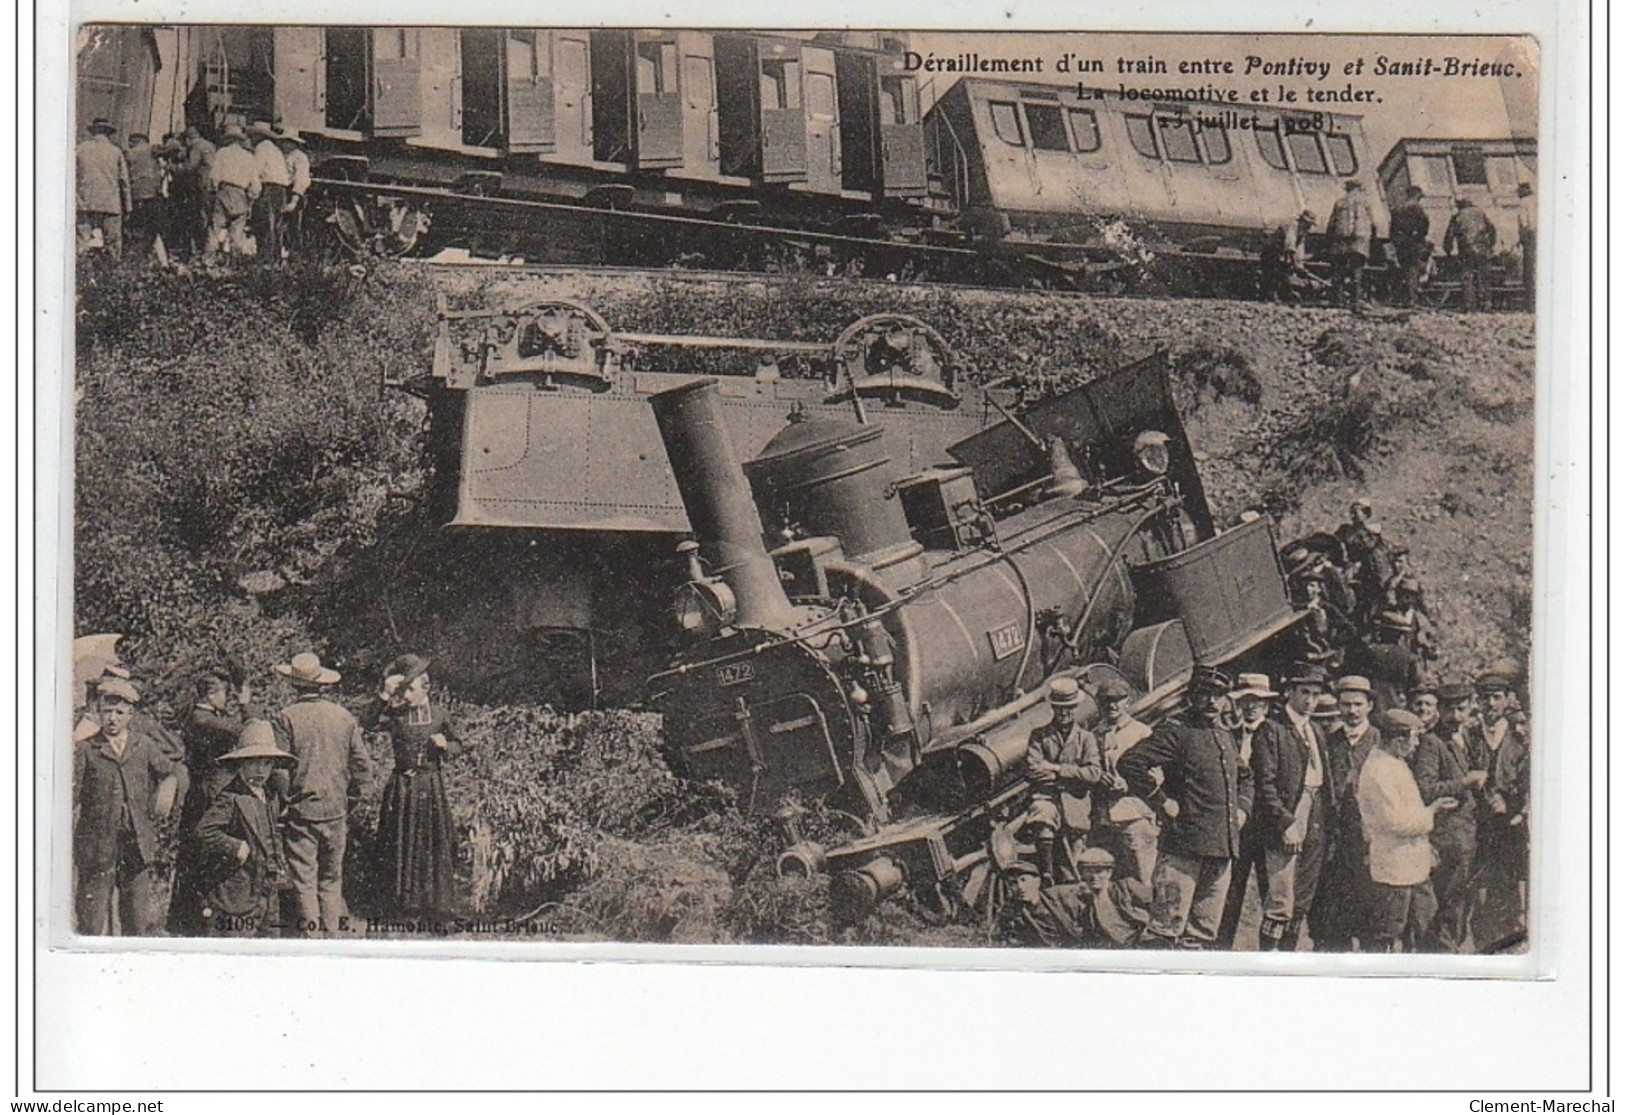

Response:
(1278, 666), (1332, 950)
(1357, 708), (1458, 952)
(249, 121), (291, 263)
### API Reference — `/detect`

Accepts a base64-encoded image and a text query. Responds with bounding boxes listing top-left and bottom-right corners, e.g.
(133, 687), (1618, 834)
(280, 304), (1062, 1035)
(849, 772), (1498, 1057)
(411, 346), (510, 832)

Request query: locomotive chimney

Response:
(649, 378), (799, 632)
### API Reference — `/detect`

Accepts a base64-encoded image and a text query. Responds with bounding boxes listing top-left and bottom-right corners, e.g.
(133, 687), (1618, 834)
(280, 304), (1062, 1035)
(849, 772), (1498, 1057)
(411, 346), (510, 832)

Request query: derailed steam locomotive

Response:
(645, 354), (1301, 919)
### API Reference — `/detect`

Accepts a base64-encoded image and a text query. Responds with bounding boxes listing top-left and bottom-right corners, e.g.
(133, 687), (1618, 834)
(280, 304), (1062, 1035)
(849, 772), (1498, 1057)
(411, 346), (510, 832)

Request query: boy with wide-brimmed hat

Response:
(272, 652), (373, 935)
(192, 721), (297, 936)
(73, 677), (182, 935)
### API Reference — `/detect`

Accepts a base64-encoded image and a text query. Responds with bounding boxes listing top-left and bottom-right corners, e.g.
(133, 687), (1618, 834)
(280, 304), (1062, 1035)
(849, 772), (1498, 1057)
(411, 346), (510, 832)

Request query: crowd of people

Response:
(1258, 177), (1537, 312)
(74, 115), (313, 268)
(1009, 504), (1530, 954)
(72, 650), (465, 938)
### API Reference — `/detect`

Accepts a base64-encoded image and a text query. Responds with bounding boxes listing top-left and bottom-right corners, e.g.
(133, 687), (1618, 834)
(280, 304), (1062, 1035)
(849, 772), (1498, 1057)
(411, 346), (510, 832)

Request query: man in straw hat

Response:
(73, 677), (183, 935)
(249, 121), (291, 262)
(192, 721), (297, 937)
(1118, 666), (1252, 949)
(1308, 674), (1383, 950)
(275, 126), (312, 253)
(1024, 677), (1109, 886)
(1218, 671), (1318, 951)
(272, 652), (373, 935)
(1357, 708), (1457, 951)
(204, 123), (260, 265)
(76, 117), (130, 257)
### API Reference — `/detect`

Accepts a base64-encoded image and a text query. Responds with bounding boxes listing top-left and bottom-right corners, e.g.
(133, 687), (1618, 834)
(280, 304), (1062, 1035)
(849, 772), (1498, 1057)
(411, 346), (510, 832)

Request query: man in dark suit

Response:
(1412, 681), (1489, 952)
(1219, 668), (1331, 950)
(1119, 667), (1253, 949)
(73, 678), (182, 935)
(1309, 674), (1384, 951)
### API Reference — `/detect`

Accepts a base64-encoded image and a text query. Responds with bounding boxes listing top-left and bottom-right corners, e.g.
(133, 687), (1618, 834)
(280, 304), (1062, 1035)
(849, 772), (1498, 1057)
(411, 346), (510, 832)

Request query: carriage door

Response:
(801, 47), (841, 193)
(274, 27), (326, 136)
(505, 31), (554, 154)
(681, 46), (720, 175)
(552, 33), (592, 164)
(372, 28), (422, 137)
(878, 74), (927, 198)
(714, 36), (761, 178)
(634, 33), (683, 169)
(758, 40), (807, 183)
(1117, 109), (1178, 216)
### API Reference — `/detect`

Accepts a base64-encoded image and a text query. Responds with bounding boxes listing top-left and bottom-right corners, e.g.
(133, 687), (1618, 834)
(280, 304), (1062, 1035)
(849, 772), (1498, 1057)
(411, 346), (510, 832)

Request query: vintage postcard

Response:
(32, 0), (1602, 1092)
(60, 20), (1558, 969)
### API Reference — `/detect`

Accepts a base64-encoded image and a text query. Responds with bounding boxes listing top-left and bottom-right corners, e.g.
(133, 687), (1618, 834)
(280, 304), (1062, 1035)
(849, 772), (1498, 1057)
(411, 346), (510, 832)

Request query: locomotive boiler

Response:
(645, 358), (1300, 916)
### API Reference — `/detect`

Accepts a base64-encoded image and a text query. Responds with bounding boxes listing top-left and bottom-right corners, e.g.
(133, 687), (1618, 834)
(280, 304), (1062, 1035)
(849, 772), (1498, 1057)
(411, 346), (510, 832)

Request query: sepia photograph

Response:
(63, 21), (1547, 966)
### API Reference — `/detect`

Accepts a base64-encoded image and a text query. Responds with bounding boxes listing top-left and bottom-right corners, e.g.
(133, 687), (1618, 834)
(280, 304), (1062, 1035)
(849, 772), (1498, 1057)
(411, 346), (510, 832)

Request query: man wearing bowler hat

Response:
(272, 652), (373, 934)
(1309, 674), (1383, 950)
(1118, 666), (1252, 949)
(73, 677), (182, 935)
(1024, 677), (1108, 886)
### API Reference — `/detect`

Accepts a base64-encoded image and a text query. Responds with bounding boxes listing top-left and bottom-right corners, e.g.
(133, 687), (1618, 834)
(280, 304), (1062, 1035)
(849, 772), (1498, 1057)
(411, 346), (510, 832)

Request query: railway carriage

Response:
(923, 77), (1389, 255)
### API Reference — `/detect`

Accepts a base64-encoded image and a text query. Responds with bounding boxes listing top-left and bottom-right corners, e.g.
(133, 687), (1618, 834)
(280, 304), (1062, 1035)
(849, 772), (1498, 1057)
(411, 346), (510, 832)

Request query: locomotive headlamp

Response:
(674, 579), (736, 634)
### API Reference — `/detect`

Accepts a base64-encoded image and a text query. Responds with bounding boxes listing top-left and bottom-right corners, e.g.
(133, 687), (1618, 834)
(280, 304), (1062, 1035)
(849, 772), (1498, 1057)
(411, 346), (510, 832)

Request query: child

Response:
(193, 720), (296, 937)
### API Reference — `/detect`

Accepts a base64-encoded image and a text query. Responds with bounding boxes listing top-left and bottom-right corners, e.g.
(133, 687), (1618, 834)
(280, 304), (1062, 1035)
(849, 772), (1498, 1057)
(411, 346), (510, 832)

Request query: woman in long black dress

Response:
(367, 655), (463, 918)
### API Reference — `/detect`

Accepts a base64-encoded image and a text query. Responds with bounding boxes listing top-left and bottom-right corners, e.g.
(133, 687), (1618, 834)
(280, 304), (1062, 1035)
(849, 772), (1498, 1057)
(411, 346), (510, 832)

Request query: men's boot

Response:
(1035, 836), (1057, 887)
(1258, 917), (1288, 952)
(1284, 914), (1306, 952)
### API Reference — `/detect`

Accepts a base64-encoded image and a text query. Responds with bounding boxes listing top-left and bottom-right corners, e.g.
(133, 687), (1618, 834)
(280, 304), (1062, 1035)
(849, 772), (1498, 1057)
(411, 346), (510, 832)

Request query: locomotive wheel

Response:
(324, 193), (433, 261)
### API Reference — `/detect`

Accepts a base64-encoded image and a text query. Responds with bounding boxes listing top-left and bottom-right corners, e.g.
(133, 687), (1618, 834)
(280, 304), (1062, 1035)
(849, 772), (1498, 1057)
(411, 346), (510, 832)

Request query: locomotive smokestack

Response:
(650, 378), (799, 632)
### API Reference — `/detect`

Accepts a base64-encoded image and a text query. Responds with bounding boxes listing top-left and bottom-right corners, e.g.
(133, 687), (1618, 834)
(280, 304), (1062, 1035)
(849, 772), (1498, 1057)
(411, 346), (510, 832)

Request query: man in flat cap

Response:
(1472, 672), (1530, 946)
(1412, 682), (1487, 951)
(1090, 675), (1158, 886)
(1024, 677), (1109, 886)
(1388, 185), (1432, 307)
(1443, 195), (1498, 311)
(1326, 179), (1374, 307)
(272, 652), (373, 935)
(73, 678), (182, 934)
(1357, 708), (1457, 951)
(170, 665), (259, 933)
(1119, 667), (1252, 949)
(204, 123), (260, 265)
(1008, 847), (1150, 949)
(1309, 674), (1383, 951)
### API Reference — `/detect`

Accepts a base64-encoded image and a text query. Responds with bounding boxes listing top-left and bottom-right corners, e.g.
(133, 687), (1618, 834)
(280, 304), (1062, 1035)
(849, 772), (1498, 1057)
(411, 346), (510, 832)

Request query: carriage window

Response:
(1286, 131), (1329, 174)
(1326, 133), (1358, 176)
(760, 58), (801, 111)
(507, 30), (546, 80)
(1255, 125), (1288, 170)
(880, 77), (912, 125)
(1124, 114), (1158, 159)
(1067, 108), (1101, 153)
(1023, 102), (1069, 152)
(1451, 147), (1489, 185)
(1159, 117), (1202, 163)
(637, 41), (678, 94)
(807, 71), (836, 120)
(1199, 124), (1231, 165)
(1416, 154), (1452, 191)
(988, 101), (1024, 146)
(1485, 154), (1520, 188)
(684, 55), (714, 109)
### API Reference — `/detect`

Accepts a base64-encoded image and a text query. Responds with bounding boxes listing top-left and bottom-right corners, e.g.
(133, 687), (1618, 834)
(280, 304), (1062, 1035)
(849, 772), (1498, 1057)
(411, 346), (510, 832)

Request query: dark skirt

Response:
(375, 767), (456, 917)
